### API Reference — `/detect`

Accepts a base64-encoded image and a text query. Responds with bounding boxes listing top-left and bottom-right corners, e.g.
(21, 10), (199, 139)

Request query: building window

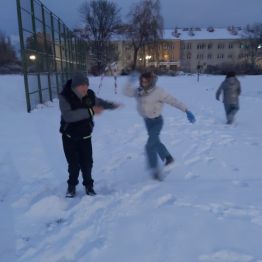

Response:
(197, 43), (206, 49)
(217, 54), (224, 59)
(239, 53), (249, 59)
(228, 43), (234, 49)
(218, 43), (225, 49)
(187, 53), (191, 59)
(228, 54), (233, 59)
(239, 43), (248, 49)
(197, 54), (204, 59)
(207, 54), (212, 59)
(207, 43), (212, 49)
(187, 43), (191, 49)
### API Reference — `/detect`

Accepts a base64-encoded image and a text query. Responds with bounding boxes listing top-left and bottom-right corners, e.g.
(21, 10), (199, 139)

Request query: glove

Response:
(186, 110), (196, 123)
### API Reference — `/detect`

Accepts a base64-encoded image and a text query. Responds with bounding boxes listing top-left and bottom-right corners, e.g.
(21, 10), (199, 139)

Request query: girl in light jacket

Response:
(124, 71), (196, 180)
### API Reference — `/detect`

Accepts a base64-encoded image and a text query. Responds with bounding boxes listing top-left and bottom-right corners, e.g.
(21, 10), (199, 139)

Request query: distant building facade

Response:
(178, 26), (250, 72)
(116, 26), (260, 73)
(75, 26), (261, 74)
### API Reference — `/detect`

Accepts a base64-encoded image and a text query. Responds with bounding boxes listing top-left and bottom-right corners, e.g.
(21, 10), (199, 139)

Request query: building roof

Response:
(105, 26), (246, 42)
(163, 27), (244, 41)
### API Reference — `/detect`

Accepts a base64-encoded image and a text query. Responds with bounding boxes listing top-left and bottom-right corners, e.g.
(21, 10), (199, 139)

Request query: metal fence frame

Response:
(16, 0), (88, 112)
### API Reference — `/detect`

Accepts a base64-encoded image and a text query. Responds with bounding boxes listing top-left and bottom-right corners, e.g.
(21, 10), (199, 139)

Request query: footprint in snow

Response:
(198, 250), (254, 262)
(156, 194), (176, 207)
(184, 171), (199, 180)
(232, 180), (249, 188)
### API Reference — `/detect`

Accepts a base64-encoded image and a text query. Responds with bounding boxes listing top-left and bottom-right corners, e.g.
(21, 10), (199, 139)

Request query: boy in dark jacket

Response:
(216, 71), (241, 124)
(59, 72), (120, 197)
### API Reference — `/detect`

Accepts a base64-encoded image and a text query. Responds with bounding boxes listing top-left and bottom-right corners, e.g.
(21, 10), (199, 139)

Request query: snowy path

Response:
(1, 75), (262, 262)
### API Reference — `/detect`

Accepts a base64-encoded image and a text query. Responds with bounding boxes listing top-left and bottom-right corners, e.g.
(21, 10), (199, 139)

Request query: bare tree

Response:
(79, 0), (122, 73)
(126, 0), (163, 70)
(242, 23), (262, 72)
(0, 30), (17, 67)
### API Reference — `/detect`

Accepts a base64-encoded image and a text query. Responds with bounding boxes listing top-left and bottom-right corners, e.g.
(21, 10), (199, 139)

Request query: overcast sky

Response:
(1, 0), (262, 36)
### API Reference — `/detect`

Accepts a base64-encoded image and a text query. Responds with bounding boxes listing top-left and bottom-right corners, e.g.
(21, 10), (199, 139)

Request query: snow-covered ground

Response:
(0, 74), (262, 262)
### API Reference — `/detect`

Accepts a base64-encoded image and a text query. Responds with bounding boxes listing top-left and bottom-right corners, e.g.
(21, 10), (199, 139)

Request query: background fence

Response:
(16, 0), (88, 112)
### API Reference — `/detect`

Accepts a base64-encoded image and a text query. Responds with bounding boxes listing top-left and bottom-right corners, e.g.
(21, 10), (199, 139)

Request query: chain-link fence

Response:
(16, 0), (88, 112)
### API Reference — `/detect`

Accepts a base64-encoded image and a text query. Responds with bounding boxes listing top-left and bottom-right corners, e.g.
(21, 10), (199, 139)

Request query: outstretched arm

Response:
(96, 97), (120, 110)
(93, 97), (122, 115)
(123, 83), (137, 97)
(159, 88), (196, 123)
(123, 72), (139, 97)
(159, 88), (187, 112)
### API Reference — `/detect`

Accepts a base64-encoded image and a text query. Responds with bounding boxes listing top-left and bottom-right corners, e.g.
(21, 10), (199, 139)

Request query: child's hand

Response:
(113, 103), (124, 109)
(93, 106), (104, 115)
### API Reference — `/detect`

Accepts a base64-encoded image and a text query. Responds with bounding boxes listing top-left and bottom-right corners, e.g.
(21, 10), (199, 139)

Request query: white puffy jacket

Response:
(124, 84), (187, 119)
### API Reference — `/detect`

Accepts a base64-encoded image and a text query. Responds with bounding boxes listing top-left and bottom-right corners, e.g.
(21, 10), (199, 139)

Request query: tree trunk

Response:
(132, 47), (139, 70)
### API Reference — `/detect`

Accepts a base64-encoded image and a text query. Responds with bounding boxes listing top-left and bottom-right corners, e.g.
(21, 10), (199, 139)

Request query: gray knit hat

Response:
(71, 72), (89, 89)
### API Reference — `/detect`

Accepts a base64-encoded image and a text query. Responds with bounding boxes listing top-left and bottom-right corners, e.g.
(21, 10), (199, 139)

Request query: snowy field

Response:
(0, 74), (262, 262)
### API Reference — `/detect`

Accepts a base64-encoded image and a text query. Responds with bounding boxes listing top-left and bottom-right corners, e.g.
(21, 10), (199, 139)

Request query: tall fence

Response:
(16, 0), (88, 112)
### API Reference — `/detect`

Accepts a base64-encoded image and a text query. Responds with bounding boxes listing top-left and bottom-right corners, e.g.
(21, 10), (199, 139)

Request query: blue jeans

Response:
(144, 116), (171, 169)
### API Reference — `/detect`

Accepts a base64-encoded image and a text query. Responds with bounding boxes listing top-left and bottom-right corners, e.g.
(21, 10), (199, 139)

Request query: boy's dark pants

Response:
(224, 103), (239, 124)
(62, 134), (93, 188)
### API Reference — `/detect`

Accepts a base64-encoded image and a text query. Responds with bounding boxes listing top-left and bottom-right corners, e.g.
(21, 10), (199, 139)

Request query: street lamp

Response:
(258, 44), (262, 49)
(145, 55), (152, 60)
(29, 55), (37, 61)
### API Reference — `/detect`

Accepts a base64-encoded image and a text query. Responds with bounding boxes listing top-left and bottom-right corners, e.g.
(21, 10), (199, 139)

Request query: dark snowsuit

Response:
(59, 79), (116, 188)
(216, 76), (241, 124)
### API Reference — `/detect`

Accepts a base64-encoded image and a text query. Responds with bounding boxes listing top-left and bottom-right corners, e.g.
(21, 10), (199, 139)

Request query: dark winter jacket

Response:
(59, 79), (96, 139)
(216, 77), (241, 105)
(59, 79), (117, 139)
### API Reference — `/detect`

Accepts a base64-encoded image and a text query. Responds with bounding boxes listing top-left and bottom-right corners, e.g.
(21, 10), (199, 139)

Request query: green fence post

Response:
(30, 0), (43, 104)
(41, 3), (52, 102)
(58, 19), (64, 85)
(63, 25), (69, 79)
(50, 12), (59, 94)
(16, 0), (31, 112)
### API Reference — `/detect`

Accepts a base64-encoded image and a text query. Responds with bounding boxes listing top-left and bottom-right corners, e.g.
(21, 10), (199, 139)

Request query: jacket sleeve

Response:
(95, 97), (117, 110)
(59, 94), (92, 123)
(216, 82), (224, 100)
(123, 84), (137, 97)
(159, 88), (187, 112)
(237, 80), (241, 95)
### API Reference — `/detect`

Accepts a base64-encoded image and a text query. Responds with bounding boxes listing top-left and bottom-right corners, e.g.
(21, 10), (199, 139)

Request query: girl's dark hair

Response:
(140, 71), (153, 80)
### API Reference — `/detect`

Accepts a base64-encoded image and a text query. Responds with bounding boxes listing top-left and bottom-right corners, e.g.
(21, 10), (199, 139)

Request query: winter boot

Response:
(165, 155), (175, 166)
(85, 186), (96, 196)
(151, 168), (163, 181)
(66, 185), (76, 198)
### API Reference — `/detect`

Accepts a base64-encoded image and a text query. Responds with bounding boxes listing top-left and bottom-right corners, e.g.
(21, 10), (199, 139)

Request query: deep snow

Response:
(0, 74), (262, 262)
